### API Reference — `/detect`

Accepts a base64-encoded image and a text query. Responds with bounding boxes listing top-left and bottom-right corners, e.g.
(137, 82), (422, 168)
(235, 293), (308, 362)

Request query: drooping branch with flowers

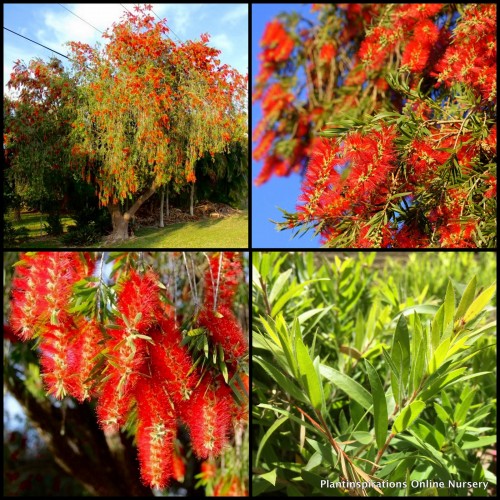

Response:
(253, 3), (496, 248)
(7, 251), (248, 495)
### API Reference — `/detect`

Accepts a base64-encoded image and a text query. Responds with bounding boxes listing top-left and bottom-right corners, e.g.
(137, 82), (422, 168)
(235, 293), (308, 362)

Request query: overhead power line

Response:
(58, 4), (104, 34)
(4, 27), (74, 62)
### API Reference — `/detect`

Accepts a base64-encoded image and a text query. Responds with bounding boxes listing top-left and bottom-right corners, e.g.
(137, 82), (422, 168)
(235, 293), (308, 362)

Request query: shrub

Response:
(44, 213), (63, 236)
(252, 252), (496, 496)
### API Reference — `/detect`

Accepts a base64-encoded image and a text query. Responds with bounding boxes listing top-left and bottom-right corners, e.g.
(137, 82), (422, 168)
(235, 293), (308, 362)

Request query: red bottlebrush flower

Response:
(254, 154), (290, 186)
(358, 27), (400, 71)
(343, 126), (397, 196)
(319, 43), (337, 63)
(135, 377), (176, 489)
(253, 130), (276, 161)
(401, 39), (431, 72)
(39, 318), (77, 399)
(181, 376), (234, 459)
(203, 253), (243, 311)
(116, 269), (162, 332)
(260, 20), (294, 63)
(407, 139), (451, 182)
(484, 175), (496, 199)
(172, 446), (186, 483)
(66, 319), (102, 402)
(200, 460), (216, 480)
(413, 20), (439, 45)
(261, 83), (294, 117)
(197, 306), (247, 361)
(435, 4), (496, 101)
(96, 370), (137, 432)
(392, 4), (444, 30)
(390, 221), (430, 248)
(297, 139), (341, 219)
(149, 320), (196, 405)
(214, 476), (247, 497)
(10, 252), (94, 341)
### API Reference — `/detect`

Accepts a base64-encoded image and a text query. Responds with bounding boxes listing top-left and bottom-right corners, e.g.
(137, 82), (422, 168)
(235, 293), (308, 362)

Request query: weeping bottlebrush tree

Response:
(68, 4), (247, 241)
(4, 252), (248, 496)
(252, 252), (496, 496)
(253, 4), (496, 248)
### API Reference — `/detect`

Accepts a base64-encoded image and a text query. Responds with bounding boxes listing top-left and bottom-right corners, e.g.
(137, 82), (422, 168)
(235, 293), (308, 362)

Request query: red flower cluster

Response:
(297, 125), (397, 234)
(319, 43), (337, 63)
(9, 252), (248, 490)
(257, 20), (294, 85)
(401, 20), (440, 72)
(198, 253), (247, 362)
(434, 4), (496, 102)
(10, 253), (96, 399)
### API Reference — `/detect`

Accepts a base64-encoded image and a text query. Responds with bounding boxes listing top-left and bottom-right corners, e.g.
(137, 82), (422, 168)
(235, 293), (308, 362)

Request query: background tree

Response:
(4, 251), (248, 496)
(4, 57), (77, 218)
(253, 3), (496, 248)
(69, 5), (247, 240)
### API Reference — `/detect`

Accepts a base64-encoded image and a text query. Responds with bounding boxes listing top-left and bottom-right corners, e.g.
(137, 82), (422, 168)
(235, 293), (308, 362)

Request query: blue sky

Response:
(252, 3), (320, 248)
(3, 3), (248, 94)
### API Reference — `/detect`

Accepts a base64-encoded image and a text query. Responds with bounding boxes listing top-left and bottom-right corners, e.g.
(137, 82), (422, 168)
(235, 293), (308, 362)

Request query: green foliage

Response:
(44, 213), (64, 236)
(61, 224), (103, 246)
(253, 252), (496, 496)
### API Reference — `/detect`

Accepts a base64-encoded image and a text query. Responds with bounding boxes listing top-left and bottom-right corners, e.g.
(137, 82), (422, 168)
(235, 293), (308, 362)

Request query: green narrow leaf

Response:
(453, 387), (475, 426)
(443, 280), (455, 333)
(431, 304), (444, 352)
(392, 400), (426, 434)
(365, 360), (388, 450)
(269, 268), (293, 304)
(454, 276), (477, 322)
(320, 364), (373, 412)
(433, 402), (451, 424)
(463, 282), (496, 324)
(461, 435), (497, 450)
(410, 336), (426, 396)
(259, 315), (280, 346)
(254, 357), (309, 404)
(391, 315), (410, 405)
(428, 337), (450, 374)
(393, 315), (410, 383)
(259, 468), (278, 486)
(295, 321), (322, 410)
(255, 417), (288, 466)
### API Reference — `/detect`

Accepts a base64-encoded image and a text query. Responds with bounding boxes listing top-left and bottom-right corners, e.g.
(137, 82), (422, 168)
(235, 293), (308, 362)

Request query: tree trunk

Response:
(166, 184), (169, 219)
(159, 186), (165, 228)
(190, 183), (195, 216)
(14, 206), (21, 222)
(5, 367), (153, 496)
(107, 184), (159, 242)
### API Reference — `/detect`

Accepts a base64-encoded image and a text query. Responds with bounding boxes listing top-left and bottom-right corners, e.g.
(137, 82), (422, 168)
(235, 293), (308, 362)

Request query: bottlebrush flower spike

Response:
(10, 252), (94, 340)
(39, 319), (77, 399)
(66, 319), (103, 402)
(197, 306), (247, 362)
(96, 369), (138, 432)
(116, 269), (162, 331)
(181, 376), (234, 459)
(149, 318), (196, 405)
(135, 376), (176, 489)
(204, 253), (243, 310)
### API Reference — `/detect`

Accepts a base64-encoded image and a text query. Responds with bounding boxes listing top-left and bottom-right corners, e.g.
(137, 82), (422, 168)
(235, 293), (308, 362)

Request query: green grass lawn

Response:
(5, 210), (248, 249)
(104, 211), (248, 248)
(5, 212), (75, 248)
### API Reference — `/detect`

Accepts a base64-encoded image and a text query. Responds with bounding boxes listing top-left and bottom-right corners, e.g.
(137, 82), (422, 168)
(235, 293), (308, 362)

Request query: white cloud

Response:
(209, 33), (234, 56)
(221, 4), (248, 25)
(154, 4), (206, 39)
(36, 4), (130, 56)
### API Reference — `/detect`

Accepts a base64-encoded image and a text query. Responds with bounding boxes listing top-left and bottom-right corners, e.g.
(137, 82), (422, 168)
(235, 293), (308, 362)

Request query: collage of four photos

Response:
(3, 2), (497, 497)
